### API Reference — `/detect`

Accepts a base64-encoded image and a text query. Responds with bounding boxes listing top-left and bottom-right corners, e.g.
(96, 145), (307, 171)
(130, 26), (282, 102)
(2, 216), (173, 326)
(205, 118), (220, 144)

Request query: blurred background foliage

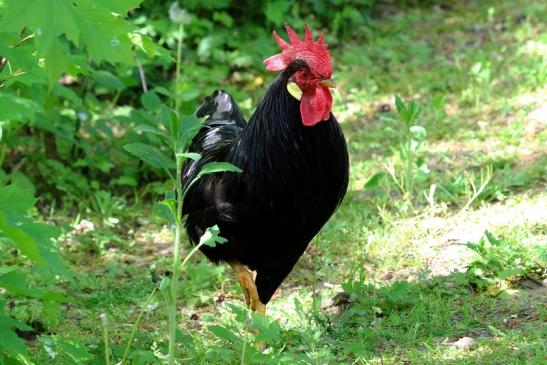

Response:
(0, 0), (449, 211)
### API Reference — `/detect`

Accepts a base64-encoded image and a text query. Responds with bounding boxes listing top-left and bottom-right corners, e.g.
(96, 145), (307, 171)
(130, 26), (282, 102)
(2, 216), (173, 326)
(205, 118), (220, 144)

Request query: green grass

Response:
(11, 0), (547, 363)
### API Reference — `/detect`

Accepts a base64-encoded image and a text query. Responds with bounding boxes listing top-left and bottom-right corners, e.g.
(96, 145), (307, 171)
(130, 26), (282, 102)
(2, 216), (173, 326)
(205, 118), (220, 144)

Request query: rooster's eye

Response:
(300, 70), (309, 78)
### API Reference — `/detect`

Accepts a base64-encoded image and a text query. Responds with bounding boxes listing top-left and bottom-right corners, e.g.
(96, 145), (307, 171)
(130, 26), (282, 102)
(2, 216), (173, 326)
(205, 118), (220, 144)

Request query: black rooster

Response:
(182, 25), (349, 314)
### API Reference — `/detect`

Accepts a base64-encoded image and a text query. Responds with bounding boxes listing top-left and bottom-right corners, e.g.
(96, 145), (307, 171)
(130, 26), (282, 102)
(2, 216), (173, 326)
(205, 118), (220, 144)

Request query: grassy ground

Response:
(21, 0), (546, 363)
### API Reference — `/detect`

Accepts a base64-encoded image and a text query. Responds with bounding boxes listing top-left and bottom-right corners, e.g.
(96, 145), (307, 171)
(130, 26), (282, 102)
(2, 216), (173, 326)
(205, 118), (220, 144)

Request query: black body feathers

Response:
(182, 64), (349, 304)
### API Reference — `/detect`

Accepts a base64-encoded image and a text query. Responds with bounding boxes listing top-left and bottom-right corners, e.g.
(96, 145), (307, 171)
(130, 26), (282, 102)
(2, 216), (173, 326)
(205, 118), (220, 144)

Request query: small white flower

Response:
(169, 2), (191, 25)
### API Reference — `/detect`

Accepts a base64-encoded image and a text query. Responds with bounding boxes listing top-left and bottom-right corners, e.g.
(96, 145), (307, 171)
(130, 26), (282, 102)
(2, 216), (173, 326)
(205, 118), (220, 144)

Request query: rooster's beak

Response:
(319, 79), (336, 88)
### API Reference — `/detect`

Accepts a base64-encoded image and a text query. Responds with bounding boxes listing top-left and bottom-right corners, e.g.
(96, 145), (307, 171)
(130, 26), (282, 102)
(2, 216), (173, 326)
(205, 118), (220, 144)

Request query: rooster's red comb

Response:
(263, 24), (331, 78)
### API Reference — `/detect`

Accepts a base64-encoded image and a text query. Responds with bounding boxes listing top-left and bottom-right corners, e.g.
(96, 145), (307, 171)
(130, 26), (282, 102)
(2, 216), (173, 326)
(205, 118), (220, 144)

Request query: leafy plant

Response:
(465, 230), (546, 289)
(365, 96), (428, 208)
(124, 105), (240, 363)
(0, 184), (70, 363)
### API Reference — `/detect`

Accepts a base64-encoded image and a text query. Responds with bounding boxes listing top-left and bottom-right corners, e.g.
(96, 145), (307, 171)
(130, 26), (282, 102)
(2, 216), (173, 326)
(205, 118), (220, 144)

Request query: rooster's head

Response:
(264, 24), (335, 127)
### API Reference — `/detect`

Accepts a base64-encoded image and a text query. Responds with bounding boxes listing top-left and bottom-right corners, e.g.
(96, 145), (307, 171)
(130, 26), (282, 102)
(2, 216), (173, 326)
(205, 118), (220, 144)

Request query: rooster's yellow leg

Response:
(229, 261), (252, 307)
(229, 261), (266, 315)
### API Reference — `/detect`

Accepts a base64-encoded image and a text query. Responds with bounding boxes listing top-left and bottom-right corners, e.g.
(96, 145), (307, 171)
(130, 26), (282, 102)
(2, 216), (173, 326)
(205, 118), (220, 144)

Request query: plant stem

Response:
(167, 156), (184, 365)
(174, 23), (184, 112)
(121, 288), (157, 365)
(405, 129), (413, 198)
(100, 314), (110, 365)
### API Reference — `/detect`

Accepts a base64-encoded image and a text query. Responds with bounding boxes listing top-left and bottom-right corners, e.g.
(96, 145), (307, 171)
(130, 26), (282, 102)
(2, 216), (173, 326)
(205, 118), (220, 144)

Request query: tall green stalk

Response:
(404, 119), (414, 198)
(167, 156), (184, 364)
(166, 18), (185, 363)
(174, 23), (184, 112)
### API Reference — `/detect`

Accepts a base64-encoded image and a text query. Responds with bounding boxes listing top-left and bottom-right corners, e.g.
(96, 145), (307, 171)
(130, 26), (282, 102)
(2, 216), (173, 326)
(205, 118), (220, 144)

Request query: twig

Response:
(10, 34), (34, 49)
(0, 57), (6, 73)
(458, 166), (492, 215)
(134, 52), (148, 93)
(11, 157), (27, 173)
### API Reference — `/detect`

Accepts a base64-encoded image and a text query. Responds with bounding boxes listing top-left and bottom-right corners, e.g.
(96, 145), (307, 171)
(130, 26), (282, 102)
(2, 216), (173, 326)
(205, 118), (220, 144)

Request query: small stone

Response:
(452, 336), (474, 350)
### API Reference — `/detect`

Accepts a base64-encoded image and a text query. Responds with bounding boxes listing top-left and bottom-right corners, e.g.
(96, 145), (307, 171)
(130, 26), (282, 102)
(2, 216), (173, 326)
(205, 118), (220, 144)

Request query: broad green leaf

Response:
(364, 172), (385, 189)
(76, 1), (134, 65)
(141, 90), (162, 111)
(0, 184), (36, 214)
(58, 340), (93, 362)
(111, 176), (137, 187)
(265, 0), (291, 24)
(0, 212), (41, 264)
(0, 314), (30, 356)
(91, 70), (126, 91)
(0, 271), (43, 297)
(0, 93), (43, 123)
(0, 0), (80, 43)
(208, 325), (239, 342)
(177, 115), (203, 152)
(156, 198), (176, 226)
(130, 33), (172, 60)
(178, 88), (200, 102)
(52, 84), (83, 107)
(43, 39), (69, 86)
(92, 0), (143, 14)
(160, 105), (179, 143)
(251, 314), (281, 342)
(197, 162), (242, 178)
(0, 0), (80, 85)
(124, 143), (175, 179)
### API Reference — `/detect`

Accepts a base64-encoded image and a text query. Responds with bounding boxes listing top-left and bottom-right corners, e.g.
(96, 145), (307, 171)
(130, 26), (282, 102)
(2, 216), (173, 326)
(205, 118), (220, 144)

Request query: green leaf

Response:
(178, 152), (201, 161)
(124, 143), (175, 180)
(177, 115), (203, 152)
(407, 101), (421, 122)
(0, 313), (30, 356)
(141, 91), (162, 111)
(0, 0), (80, 85)
(0, 271), (35, 297)
(75, 0), (134, 65)
(111, 176), (137, 187)
(265, 0), (291, 24)
(251, 314), (281, 342)
(0, 212), (42, 263)
(364, 172), (385, 189)
(135, 124), (169, 140)
(0, 184), (36, 215)
(199, 225), (227, 248)
(197, 162), (242, 179)
(208, 325), (239, 342)
(57, 340), (93, 362)
(0, 93), (43, 124)
(160, 105), (179, 144)
(159, 276), (170, 292)
(92, 70), (126, 91)
(93, 0), (143, 14)
(43, 40), (69, 86)
(382, 281), (410, 303)
(394, 95), (405, 114)
(409, 125), (427, 141)
(155, 199), (176, 227)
